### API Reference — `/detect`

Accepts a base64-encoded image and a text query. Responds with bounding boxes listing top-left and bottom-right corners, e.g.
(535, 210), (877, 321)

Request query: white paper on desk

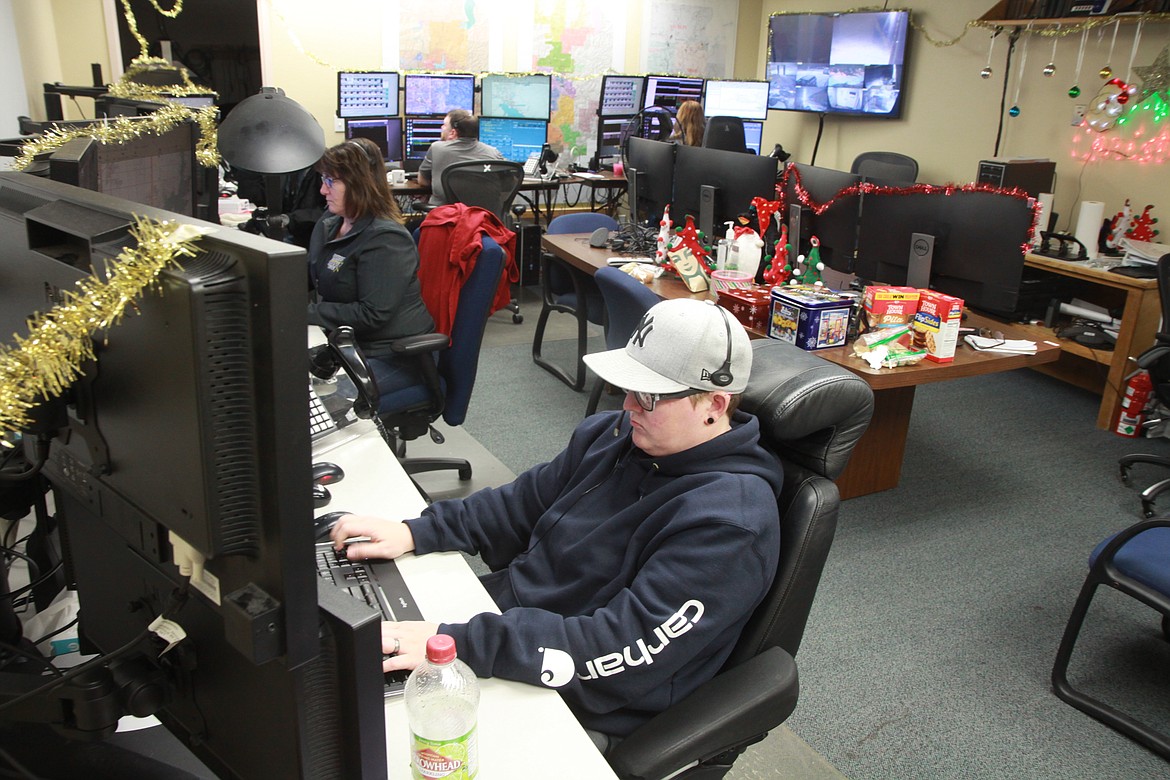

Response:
(964, 335), (1037, 354)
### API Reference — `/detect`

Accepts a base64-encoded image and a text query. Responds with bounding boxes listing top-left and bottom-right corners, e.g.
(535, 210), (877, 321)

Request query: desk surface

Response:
(312, 422), (617, 778)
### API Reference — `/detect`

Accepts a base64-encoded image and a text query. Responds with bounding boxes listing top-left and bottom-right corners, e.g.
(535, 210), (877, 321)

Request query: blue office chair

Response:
(704, 116), (749, 154)
(532, 212), (619, 390)
(1051, 517), (1170, 759)
(326, 235), (505, 480)
(585, 266), (660, 416)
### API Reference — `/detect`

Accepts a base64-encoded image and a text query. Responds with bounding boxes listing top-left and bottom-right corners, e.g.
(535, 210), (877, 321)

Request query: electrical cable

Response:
(31, 617), (79, 648)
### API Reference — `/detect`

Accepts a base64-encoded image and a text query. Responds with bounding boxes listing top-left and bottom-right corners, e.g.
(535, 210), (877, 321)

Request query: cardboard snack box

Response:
(911, 290), (964, 363)
(863, 285), (920, 329)
(768, 285), (852, 351)
(717, 285), (773, 333)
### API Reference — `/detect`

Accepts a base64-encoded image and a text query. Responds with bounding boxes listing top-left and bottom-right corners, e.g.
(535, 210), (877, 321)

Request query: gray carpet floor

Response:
(460, 301), (1170, 779)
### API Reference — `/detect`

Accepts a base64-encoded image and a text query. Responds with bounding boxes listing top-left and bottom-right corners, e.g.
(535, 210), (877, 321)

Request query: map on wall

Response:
(640, 0), (737, 78)
(399, 0), (490, 72)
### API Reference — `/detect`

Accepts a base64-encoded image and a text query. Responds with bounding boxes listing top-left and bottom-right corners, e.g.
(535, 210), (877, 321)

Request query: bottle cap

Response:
(426, 634), (456, 664)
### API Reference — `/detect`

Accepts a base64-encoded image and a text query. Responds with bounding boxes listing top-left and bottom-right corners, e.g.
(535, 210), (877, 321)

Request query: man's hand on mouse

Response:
(330, 514), (415, 560)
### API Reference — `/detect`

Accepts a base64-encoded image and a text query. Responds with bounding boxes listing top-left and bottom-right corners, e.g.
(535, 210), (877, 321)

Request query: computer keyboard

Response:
(315, 542), (424, 696)
(309, 385), (336, 440)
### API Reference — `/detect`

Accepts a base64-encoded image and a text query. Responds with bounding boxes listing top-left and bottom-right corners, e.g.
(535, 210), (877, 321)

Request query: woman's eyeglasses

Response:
(322, 175), (339, 189)
(624, 388), (703, 412)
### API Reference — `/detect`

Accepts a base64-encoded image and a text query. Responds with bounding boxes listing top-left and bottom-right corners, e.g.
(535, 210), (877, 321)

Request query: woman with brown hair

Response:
(672, 100), (705, 147)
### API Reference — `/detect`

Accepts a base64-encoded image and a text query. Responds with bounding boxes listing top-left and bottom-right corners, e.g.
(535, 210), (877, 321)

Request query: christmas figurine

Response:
(1126, 204), (1160, 243)
(791, 236), (825, 287)
(1106, 199), (1132, 251)
(654, 205), (674, 264)
(762, 224), (792, 286)
(669, 215), (713, 274)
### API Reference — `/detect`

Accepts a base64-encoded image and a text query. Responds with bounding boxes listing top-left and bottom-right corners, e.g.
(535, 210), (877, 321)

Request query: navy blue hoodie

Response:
(405, 409), (782, 736)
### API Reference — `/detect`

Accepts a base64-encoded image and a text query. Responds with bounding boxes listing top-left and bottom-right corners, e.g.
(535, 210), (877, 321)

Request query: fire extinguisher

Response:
(1115, 370), (1154, 437)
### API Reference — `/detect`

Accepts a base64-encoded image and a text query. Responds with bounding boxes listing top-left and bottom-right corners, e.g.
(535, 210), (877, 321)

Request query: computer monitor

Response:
(624, 136), (676, 226)
(403, 73), (475, 116)
(596, 115), (627, 162)
(345, 116), (404, 164)
(47, 119), (199, 218)
(742, 120), (764, 155)
(599, 75), (645, 117)
(0, 171), (387, 778)
(672, 144), (779, 238)
(337, 70), (401, 119)
(854, 187), (1035, 318)
(403, 116), (445, 171)
(480, 73), (552, 121)
(643, 75), (705, 111)
(702, 79), (770, 121)
(478, 117), (547, 164)
(780, 163), (862, 273)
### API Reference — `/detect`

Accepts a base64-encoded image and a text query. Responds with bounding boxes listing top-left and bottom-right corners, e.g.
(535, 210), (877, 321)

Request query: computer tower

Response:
(517, 223), (543, 286)
(976, 159), (1056, 198)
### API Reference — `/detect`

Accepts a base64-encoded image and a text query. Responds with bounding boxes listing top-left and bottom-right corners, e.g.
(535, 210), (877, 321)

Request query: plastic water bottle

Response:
(405, 635), (480, 779)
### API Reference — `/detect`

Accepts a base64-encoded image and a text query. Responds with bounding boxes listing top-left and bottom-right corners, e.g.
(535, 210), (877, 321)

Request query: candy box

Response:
(911, 290), (964, 363)
(863, 286), (920, 329)
(768, 285), (852, 351)
(717, 285), (773, 332)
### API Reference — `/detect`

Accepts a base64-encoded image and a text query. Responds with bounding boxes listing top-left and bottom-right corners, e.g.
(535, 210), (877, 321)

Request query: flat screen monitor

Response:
(337, 70), (400, 119)
(345, 116), (404, 163)
(47, 118), (198, 218)
(599, 75), (646, 117)
(0, 171), (387, 778)
(780, 162), (862, 272)
(596, 115), (627, 161)
(703, 79), (770, 121)
(403, 73), (475, 116)
(625, 136), (676, 226)
(854, 188), (1035, 317)
(767, 10), (910, 118)
(672, 144), (779, 238)
(479, 117), (548, 164)
(480, 73), (552, 120)
(742, 120), (764, 155)
(403, 116), (445, 171)
(643, 75), (705, 111)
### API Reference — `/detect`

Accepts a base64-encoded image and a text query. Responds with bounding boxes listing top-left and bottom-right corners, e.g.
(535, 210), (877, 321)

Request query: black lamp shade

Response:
(218, 91), (324, 174)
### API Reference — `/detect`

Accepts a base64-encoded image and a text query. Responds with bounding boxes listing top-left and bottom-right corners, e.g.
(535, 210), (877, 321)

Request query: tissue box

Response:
(768, 285), (852, 350)
(911, 290), (964, 363)
(863, 286), (920, 329)
(717, 286), (773, 332)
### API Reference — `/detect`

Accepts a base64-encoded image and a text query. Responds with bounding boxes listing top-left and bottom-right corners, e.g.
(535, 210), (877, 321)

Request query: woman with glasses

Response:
(307, 140), (434, 398)
(329, 298), (781, 751)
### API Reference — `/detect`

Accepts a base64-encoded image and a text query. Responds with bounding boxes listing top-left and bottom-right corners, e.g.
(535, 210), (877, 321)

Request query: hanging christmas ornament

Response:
(1100, 18), (1121, 80)
(1043, 27), (1058, 77)
(981, 31), (997, 79)
(1069, 28), (1088, 98)
(1010, 29), (1030, 118)
(1132, 45), (1170, 105)
(1084, 77), (1130, 132)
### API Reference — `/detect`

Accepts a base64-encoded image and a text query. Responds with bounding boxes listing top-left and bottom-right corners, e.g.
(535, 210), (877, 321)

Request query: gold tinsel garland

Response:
(11, 101), (221, 172)
(0, 218), (204, 438)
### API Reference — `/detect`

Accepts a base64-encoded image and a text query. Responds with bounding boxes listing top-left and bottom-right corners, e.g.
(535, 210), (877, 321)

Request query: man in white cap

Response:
(331, 298), (782, 749)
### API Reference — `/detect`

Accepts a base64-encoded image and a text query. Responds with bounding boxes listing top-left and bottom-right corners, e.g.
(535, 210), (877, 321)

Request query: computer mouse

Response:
(311, 461), (345, 485)
(314, 510), (352, 541)
(312, 483), (331, 509)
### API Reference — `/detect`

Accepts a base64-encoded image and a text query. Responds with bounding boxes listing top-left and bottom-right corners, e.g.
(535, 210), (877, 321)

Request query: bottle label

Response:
(410, 726), (478, 779)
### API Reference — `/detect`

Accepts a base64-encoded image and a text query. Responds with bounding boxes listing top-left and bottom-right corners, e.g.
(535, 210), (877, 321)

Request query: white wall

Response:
(0, 0), (30, 138)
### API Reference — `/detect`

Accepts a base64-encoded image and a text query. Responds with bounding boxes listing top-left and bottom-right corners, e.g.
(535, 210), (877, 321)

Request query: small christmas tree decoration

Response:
(654, 205), (673, 264)
(1126, 204), (1160, 243)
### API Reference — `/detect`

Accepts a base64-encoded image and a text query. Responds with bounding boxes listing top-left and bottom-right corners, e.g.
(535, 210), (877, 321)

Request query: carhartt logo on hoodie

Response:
(578, 599), (705, 681)
(539, 647), (575, 688)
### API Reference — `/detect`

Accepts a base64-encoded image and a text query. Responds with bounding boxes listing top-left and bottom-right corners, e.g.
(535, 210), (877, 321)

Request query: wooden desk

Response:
(570, 172), (627, 216)
(1014, 253), (1160, 429)
(394, 176), (563, 227)
(541, 233), (1064, 498)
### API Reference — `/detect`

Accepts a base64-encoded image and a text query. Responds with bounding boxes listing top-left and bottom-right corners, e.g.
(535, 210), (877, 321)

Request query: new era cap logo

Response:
(630, 314), (654, 348)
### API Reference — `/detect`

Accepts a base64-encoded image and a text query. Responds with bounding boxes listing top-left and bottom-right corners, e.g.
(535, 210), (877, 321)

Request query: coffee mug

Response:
(389, 169), (406, 185)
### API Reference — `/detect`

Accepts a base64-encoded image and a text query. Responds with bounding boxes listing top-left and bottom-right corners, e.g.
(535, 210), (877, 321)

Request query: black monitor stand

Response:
(698, 184), (717, 238)
(625, 165), (641, 225)
(907, 232), (935, 290)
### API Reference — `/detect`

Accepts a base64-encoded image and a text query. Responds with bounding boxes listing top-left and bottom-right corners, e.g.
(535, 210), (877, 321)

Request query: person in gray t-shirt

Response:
(418, 109), (504, 207)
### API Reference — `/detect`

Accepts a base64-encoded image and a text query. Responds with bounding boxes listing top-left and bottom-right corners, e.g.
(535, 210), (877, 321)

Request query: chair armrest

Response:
(606, 647), (799, 780)
(389, 332), (450, 357)
(1137, 344), (1170, 371)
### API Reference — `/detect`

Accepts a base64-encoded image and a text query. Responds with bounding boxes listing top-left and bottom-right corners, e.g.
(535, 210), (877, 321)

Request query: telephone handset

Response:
(1037, 231), (1089, 261)
(523, 152), (540, 177)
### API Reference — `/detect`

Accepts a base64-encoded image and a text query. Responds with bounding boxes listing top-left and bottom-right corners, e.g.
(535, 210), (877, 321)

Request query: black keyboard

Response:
(315, 542), (424, 696)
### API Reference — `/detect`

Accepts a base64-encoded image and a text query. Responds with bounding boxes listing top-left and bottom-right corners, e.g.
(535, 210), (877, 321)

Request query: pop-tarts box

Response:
(768, 285), (852, 351)
(912, 290), (964, 363)
(863, 286), (920, 329)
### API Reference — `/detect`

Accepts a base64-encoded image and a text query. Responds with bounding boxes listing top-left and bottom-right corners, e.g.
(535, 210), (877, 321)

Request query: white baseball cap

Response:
(583, 299), (751, 395)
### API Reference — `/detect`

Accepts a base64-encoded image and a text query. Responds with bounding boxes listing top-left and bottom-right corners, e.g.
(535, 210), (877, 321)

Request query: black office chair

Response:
(850, 151), (918, 184)
(585, 266), (660, 416)
(703, 116), (749, 154)
(441, 159), (526, 324)
(607, 339), (874, 780)
(1051, 517), (1170, 759)
(532, 212), (619, 391)
(323, 235), (505, 480)
(1119, 253), (1170, 517)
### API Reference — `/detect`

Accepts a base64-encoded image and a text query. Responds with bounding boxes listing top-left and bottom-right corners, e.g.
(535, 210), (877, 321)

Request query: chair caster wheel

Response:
(458, 465), (472, 481)
(513, 313), (523, 324)
(1120, 465), (1132, 486)
(1142, 501), (1157, 519)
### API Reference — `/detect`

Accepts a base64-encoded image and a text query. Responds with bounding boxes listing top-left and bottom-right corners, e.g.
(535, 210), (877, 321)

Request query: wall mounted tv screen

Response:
(767, 10), (909, 118)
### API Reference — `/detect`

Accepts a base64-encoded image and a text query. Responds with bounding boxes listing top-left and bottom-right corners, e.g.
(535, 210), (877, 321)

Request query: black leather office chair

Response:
(585, 266), (660, 416)
(607, 339), (874, 780)
(323, 235), (505, 480)
(1051, 517), (1170, 759)
(703, 116), (749, 154)
(850, 151), (918, 184)
(532, 212), (619, 390)
(1119, 254), (1170, 517)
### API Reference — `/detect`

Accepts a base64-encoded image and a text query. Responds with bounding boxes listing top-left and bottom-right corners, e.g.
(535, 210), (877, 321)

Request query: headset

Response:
(706, 305), (735, 388)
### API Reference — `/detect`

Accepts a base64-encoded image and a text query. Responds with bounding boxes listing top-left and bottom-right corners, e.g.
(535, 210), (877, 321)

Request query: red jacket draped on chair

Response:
(417, 204), (518, 335)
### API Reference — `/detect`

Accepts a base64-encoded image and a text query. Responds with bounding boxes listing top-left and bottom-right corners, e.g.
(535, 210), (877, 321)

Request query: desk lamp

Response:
(217, 88), (324, 240)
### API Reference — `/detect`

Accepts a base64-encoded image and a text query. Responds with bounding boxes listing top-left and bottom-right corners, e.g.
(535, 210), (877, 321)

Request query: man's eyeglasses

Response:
(322, 175), (339, 189)
(624, 388), (703, 412)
